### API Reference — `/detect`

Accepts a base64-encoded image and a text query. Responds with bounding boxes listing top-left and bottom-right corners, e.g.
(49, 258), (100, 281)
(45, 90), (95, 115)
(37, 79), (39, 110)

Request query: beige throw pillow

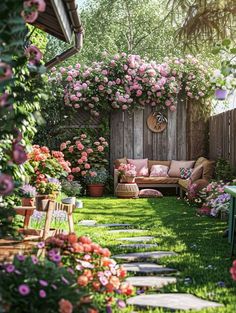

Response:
(168, 160), (195, 177)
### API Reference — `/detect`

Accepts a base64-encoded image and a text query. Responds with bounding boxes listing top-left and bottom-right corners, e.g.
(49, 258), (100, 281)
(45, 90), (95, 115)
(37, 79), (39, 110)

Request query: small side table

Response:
(115, 183), (139, 198)
(224, 186), (236, 256)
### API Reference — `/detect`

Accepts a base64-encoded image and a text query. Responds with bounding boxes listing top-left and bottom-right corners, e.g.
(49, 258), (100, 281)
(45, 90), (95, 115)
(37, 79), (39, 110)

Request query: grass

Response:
(71, 196), (236, 313)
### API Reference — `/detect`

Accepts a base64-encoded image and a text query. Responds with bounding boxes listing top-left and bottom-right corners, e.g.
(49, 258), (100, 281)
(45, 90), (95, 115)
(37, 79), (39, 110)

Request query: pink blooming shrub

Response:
(60, 133), (108, 182)
(25, 45), (43, 65)
(21, 0), (46, 23)
(117, 163), (137, 178)
(50, 53), (212, 117)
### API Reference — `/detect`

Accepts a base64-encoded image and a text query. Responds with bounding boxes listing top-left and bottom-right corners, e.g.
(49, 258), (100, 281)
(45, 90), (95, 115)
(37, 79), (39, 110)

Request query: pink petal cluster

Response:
(21, 0), (46, 23)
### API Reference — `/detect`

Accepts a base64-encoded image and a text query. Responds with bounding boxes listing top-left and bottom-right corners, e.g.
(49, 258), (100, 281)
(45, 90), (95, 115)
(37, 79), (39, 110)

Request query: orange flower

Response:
(117, 266), (127, 278)
(105, 283), (114, 293)
(68, 233), (78, 244)
(83, 244), (92, 253)
(101, 248), (111, 257)
(92, 281), (101, 291)
(58, 299), (73, 313)
(79, 236), (92, 244)
(101, 257), (113, 267)
(120, 282), (134, 296)
(83, 269), (93, 280)
(77, 275), (89, 287)
(88, 308), (98, 313)
(109, 276), (120, 289)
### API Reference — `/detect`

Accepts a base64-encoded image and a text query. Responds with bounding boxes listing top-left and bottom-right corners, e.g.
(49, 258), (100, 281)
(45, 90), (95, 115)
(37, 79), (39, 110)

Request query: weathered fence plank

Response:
(133, 110), (144, 158)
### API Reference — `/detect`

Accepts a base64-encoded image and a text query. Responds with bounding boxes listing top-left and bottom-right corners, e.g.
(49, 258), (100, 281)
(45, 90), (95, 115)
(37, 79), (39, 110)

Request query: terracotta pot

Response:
(120, 176), (135, 183)
(21, 197), (35, 207)
(87, 184), (105, 197)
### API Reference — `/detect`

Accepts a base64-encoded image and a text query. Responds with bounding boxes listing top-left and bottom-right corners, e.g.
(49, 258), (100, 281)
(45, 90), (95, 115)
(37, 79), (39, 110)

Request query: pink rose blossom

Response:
(67, 174), (74, 181)
(94, 141), (100, 146)
(78, 159), (83, 164)
(25, 45), (42, 65)
(68, 146), (74, 153)
(81, 171), (87, 176)
(85, 163), (91, 169)
(81, 156), (87, 162)
(170, 105), (176, 112)
(87, 148), (93, 154)
(77, 143), (84, 151)
(81, 151), (87, 157)
(97, 145), (104, 152)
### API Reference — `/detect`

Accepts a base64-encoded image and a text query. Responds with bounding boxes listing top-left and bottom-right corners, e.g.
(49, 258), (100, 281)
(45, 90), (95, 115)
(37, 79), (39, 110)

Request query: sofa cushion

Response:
(168, 160), (195, 177)
(148, 160), (171, 170)
(190, 164), (203, 182)
(202, 160), (215, 180)
(178, 178), (190, 190)
(180, 167), (193, 179)
(194, 157), (208, 168)
(127, 158), (149, 176)
(139, 189), (163, 198)
(150, 165), (169, 177)
(135, 176), (179, 184)
(114, 157), (127, 169)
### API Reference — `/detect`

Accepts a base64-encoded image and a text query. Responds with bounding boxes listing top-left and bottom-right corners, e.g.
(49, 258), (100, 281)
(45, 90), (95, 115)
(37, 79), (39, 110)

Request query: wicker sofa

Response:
(114, 157), (215, 196)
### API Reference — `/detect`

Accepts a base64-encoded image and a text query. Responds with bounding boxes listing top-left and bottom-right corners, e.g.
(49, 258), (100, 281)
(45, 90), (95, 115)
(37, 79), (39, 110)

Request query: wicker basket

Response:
(115, 183), (139, 198)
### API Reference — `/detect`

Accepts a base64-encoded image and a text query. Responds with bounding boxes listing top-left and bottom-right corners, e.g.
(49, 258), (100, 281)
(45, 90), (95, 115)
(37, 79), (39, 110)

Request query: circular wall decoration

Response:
(147, 112), (167, 133)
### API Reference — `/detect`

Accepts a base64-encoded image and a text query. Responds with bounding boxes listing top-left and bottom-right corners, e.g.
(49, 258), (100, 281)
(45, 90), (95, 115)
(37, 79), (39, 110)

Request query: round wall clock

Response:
(147, 112), (167, 133)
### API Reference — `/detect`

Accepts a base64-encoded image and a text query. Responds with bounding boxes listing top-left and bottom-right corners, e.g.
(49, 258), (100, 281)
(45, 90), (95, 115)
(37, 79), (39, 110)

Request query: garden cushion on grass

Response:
(139, 189), (163, 198)
(128, 158), (149, 176)
(150, 165), (169, 177)
(168, 160), (195, 178)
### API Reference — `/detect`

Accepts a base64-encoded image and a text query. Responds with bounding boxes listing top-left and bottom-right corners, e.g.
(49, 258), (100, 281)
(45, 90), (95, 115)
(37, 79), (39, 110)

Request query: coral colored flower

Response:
(59, 299), (73, 313)
(18, 284), (30, 296)
(77, 275), (89, 286)
(68, 233), (78, 244)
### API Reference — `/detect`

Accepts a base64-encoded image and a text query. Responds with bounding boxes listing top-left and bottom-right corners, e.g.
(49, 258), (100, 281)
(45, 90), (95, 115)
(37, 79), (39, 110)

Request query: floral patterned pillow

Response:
(150, 165), (169, 177)
(180, 167), (193, 179)
(139, 189), (163, 198)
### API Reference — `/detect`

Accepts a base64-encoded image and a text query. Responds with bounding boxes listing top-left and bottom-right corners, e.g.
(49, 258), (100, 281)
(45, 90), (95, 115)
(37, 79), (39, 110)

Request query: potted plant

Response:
(117, 163), (137, 183)
(19, 184), (37, 206)
(210, 70), (236, 100)
(35, 178), (61, 211)
(84, 169), (108, 197)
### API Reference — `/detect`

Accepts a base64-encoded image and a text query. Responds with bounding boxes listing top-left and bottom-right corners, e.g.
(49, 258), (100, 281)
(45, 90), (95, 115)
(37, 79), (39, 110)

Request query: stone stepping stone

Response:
(126, 276), (177, 288)
(119, 244), (158, 249)
(127, 293), (223, 310)
(113, 251), (177, 261)
(108, 229), (147, 234)
(78, 220), (97, 226)
(96, 223), (131, 228)
(122, 262), (176, 274)
(116, 236), (154, 242)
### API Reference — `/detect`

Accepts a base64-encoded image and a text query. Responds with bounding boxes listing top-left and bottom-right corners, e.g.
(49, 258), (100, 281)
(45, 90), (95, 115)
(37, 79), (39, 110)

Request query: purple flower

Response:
(51, 284), (57, 290)
(106, 306), (112, 313)
(5, 264), (15, 273)
(67, 267), (75, 275)
(61, 276), (69, 285)
(117, 300), (126, 309)
(31, 255), (38, 264)
(0, 174), (14, 196)
(37, 242), (45, 249)
(18, 284), (30, 296)
(12, 143), (27, 165)
(39, 280), (48, 287)
(51, 254), (61, 263)
(20, 184), (36, 197)
(25, 45), (42, 65)
(16, 254), (25, 262)
(39, 289), (46, 298)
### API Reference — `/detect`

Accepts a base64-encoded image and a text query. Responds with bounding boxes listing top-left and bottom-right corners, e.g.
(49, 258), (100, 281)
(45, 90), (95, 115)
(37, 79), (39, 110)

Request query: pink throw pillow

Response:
(139, 189), (163, 198)
(150, 165), (169, 177)
(127, 158), (149, 177)
(168, 160), (195, 178)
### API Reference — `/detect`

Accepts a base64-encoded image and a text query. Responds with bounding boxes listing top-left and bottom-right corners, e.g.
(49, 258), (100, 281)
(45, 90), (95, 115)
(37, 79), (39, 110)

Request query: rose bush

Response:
(26, 145), (71, 190)
(60, 133), (108, 182)
(50, 53), (213, 118)
(43, 233), (134, 312)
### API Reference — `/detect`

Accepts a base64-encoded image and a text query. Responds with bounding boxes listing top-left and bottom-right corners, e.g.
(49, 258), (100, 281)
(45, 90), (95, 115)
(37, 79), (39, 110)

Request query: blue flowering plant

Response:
(0, 254), (86, 313)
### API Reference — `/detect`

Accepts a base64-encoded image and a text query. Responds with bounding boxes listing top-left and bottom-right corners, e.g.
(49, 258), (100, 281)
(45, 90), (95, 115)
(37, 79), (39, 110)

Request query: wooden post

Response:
(42, 200), (55, 240)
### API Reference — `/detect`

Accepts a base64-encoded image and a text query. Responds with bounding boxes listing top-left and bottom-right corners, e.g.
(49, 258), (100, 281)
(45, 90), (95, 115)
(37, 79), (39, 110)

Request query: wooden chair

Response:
(41, 200), (75, 240)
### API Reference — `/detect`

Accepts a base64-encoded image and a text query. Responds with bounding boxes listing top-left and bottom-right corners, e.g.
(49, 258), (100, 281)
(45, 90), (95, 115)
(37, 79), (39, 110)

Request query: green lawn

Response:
(72, 196), (236, 313)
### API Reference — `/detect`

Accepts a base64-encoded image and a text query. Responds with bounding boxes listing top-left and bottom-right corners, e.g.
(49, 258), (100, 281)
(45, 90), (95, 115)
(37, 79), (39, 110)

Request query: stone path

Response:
(81, 217), (223, 310)
(96, 223), (131, 227)
(119, 244), (158, 249)
(116, 236), (154, 242)
(122, 262), (177, 274)
(126, 276), (177, 288)
(113, 251), (176, 261)
(108, 229), (147, 234)
(78, 220), (97, 226)
(127, 294), (223, 310)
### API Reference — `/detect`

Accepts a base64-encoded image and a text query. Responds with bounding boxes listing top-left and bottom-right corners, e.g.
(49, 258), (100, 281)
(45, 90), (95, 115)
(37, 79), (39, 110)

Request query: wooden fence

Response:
(110, 96), (208, 168)
(209, 108), (236, 167)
